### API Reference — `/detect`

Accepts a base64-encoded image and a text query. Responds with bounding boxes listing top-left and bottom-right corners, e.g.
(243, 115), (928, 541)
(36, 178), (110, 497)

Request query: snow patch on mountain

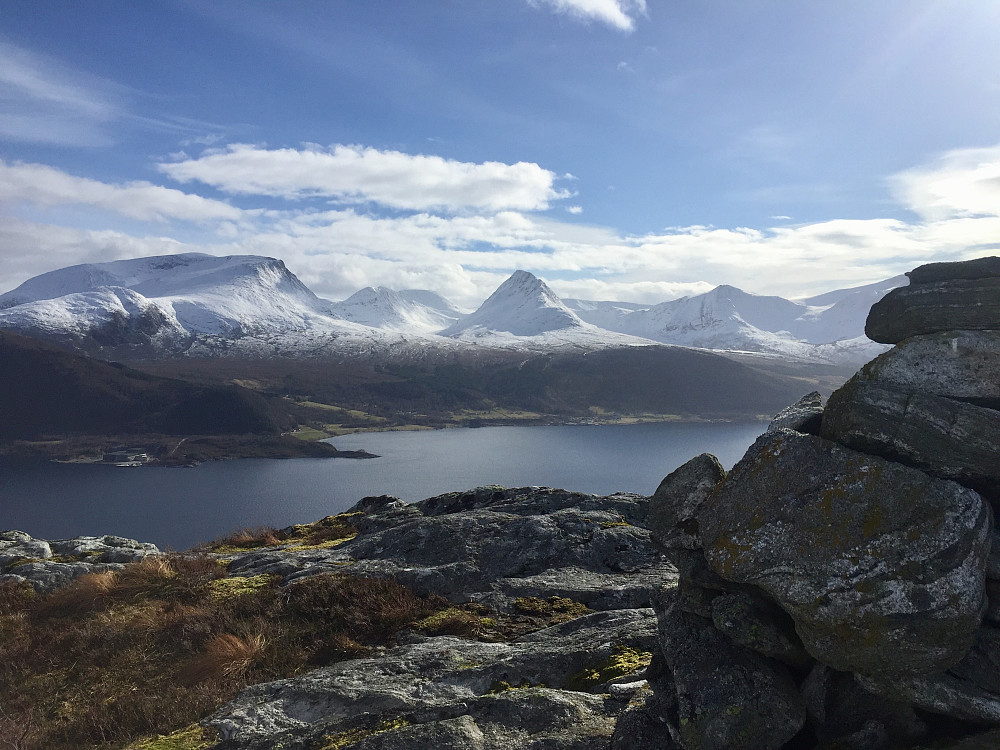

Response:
(328, 286), (461, 333)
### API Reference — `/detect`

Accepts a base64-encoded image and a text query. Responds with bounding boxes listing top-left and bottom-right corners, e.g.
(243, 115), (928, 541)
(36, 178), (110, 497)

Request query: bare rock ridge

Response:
(629, 255), (1000, 750)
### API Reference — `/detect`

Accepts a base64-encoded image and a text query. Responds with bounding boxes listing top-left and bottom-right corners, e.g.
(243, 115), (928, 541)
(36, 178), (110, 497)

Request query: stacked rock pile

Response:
(617, 257), (1000, 750)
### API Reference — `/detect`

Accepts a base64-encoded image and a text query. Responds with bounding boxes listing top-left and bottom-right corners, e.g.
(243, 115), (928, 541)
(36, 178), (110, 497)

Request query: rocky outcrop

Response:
(701, 429), (989, 677)
(0, 530), (160, 591)
(228, 486), (675, 611)
(628, 257), (1000, 750)
(207, 609), (656, 750)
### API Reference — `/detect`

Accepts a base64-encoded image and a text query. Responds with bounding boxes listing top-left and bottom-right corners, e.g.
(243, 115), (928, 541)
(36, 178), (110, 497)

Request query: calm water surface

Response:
(1, 422), (766, 550)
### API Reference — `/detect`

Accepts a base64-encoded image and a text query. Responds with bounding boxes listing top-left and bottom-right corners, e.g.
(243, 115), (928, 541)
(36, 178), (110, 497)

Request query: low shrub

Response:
(0, 558), (450, 750)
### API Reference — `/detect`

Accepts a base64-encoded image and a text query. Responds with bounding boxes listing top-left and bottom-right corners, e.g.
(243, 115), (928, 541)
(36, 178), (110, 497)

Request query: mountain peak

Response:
(443, 270), (587, 337)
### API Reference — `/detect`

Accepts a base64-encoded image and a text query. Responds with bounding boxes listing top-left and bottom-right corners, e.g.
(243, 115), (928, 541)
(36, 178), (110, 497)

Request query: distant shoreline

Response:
(0, 433), (378, 467)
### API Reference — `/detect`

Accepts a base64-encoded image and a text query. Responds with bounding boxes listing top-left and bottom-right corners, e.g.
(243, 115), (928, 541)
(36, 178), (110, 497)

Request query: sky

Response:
(2, 0), (1000, 308)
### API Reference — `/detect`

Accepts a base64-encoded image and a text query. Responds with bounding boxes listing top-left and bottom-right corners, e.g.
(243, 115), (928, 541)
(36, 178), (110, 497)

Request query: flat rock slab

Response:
(866, 276), (1000, 344)
(822, 378), (1000, 498)
(856, 331), (1000, 408)
(907, 256), (1000, 284)
(699, 429), (991, 678)
(206, 609), (657, 749)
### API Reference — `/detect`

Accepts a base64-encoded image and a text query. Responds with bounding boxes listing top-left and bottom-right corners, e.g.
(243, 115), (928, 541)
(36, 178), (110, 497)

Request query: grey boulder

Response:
(653, 587), (805, 750)
(855, 331), (1000, 408)
(699, 429), (991, 677)
(822, 378), (1000, 499)
(648, 453), (726, 552)
(767, 391), (825, 435)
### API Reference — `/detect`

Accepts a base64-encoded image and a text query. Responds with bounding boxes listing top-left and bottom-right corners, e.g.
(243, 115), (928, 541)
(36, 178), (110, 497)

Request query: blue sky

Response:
(2, 0), (1000, 307)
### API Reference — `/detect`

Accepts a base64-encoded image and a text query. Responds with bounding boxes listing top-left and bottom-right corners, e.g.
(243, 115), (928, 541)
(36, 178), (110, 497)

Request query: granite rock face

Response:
(207, 609), (658, 750)
(228, 486), (676, 611)
(700, 428), (990, 677)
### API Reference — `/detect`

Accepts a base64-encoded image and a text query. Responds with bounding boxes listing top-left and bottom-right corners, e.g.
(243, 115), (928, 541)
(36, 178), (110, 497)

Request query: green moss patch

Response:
(125, 723), (218, 750)
(514, 596), (591, 623)
(564, 645), (652, 692)
(319, 718), (411, 749)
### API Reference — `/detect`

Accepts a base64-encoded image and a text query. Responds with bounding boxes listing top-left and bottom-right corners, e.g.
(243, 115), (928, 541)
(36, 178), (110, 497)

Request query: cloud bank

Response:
(159, 144), (569, 212)
(3, 142), (1000, 308)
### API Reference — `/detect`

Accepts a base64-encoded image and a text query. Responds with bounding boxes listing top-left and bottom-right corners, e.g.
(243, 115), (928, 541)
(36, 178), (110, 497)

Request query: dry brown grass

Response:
(0, 560), (453, 750)
(204, 514), (359, 553)
(33, 570), (118, 618)
(211, 526), (282, 550)
(179, 633), (267, 686)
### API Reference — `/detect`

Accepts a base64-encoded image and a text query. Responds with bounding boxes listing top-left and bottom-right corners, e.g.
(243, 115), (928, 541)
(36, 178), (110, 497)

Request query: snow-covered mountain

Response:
(328, 286), (463, 333)
(0, 253), (905, 363)
(0, 253), (400, 354)
(0, 254), (331, 336)
(440, 270), (648, 348)
(565, 277), (906, 363)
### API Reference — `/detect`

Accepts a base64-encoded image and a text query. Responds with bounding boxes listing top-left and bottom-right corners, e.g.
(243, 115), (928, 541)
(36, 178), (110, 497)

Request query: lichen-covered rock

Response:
(822, 378), (1000, 499)
(653, 588), (805, 750)
(648, 454), (726, 552)
(228, 487), (673, 611)
(206, 609), (657, 749)
(854, 331), (1000, 408)
(0, 531), (161, 591)
(0, 538), (52, 567)
(698, 429), (991, 678)
(865, 275), (1000, 344)
(710, 592), (810, 668)
(767, 391), (825, 435)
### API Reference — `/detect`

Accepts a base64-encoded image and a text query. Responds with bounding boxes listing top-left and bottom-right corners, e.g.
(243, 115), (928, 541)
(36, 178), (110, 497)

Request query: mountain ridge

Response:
(0, 253), (904, 365)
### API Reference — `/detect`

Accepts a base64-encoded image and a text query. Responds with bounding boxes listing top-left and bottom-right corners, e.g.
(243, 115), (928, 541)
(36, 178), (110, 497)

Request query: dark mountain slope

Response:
(137, 344), (813, 422)
(0, 331), (293, 440)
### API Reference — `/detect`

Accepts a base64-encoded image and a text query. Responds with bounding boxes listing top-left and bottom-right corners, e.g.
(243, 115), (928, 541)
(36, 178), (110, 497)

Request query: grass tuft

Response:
(179, 633), (267, 686)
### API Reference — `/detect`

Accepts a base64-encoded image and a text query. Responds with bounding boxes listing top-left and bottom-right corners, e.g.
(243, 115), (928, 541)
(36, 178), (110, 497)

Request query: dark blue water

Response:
(0, 422), (766, 550)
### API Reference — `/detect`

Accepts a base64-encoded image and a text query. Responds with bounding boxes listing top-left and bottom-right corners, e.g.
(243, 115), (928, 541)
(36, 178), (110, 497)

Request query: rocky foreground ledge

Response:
(5, 257), (1000, 750)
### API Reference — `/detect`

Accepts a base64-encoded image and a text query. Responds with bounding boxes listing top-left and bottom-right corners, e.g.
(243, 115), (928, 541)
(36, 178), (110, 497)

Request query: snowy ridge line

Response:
(0, 253), (905, 364)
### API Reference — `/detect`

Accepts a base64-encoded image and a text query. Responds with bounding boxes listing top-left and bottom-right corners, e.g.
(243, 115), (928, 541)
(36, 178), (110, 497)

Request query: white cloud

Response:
(0, 219), (193, 291)
(890, 144), (1000, 221)
(567, 205), (583, 214)
(0, 160), (244, 223)
(529, 0), (647, 32)
(159, 144), (569, 213)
